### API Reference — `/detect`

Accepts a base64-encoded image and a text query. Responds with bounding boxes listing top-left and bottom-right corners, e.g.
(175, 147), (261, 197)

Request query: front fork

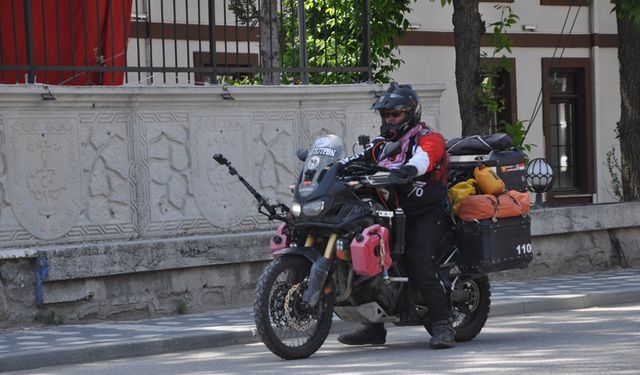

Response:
(301, 233), (337, 308)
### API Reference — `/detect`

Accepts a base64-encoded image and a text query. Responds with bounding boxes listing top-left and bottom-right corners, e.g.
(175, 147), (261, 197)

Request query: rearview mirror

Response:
(357, 135), (370, 146)
(296, 148), (308, 162)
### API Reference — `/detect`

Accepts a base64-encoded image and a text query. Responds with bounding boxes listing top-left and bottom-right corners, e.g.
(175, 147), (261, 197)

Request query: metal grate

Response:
(0, 0), (372, 86)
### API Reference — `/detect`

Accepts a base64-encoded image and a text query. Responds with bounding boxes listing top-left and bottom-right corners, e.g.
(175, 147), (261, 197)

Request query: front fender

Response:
(272, 246), (323, 263)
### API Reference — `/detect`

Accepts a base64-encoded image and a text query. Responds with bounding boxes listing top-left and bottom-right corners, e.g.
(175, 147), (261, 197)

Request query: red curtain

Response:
(0, 0), (133, 85)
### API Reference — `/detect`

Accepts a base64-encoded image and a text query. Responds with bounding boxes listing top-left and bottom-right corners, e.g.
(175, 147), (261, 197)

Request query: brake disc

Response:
(284, 282), (315, 331)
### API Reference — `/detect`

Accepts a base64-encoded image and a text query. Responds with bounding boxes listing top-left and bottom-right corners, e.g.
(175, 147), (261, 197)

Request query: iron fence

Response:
(0, 0), (372, 86)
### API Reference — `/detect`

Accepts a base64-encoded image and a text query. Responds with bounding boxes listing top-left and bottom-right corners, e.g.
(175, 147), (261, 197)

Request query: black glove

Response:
(388, 165), (417, 185)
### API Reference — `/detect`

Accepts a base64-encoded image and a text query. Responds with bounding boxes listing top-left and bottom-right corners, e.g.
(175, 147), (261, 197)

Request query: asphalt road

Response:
(10, 303), (640, 375)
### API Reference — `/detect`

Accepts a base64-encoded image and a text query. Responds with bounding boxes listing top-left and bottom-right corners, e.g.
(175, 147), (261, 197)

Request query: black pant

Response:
(403, 208), (451, 322)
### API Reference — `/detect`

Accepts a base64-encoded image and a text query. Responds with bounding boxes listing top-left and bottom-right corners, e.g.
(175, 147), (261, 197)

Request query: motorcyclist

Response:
(337, 83), (456, 349)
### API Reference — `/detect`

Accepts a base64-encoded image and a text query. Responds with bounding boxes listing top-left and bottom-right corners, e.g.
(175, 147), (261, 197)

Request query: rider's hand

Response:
(388, 165), (417, 184)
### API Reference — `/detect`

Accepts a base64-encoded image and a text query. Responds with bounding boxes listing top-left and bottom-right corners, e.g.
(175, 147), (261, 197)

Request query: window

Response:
(542, 58), (594, 205)
(482, 58), (518, 134)
(193, 52), (259, 85)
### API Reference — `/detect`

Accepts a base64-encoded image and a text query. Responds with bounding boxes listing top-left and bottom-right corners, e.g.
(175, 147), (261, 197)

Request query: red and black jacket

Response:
(343, 124), (448, 215)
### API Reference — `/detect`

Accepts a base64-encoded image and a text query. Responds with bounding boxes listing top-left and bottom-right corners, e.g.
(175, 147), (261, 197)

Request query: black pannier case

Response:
(448, 150), (527, 192)
(455, 215), (532, 273)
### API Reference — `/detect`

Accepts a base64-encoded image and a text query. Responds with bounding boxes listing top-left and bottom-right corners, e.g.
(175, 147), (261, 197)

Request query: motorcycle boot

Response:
(429, 319), (456, 349)
(337, 323), (386, 345)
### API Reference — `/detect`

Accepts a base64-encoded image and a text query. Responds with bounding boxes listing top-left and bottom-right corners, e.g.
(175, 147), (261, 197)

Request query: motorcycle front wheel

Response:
(254, 255), (334, 360)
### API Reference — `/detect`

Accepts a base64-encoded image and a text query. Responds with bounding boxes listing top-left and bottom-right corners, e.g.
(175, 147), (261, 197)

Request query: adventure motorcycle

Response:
(214, 134), (500, 360)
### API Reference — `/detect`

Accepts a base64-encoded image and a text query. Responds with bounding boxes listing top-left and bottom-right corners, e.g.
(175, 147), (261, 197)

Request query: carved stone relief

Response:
(302, 110), (347, 158)
(5, 117), (83, 240)
(346, 111), (379, 154)
(137, 112), (204, 235)
(422, 101), (441, 131)
(0, 86), (444, 248)
(191, 114), (254, 229)
(79, 113), (136, 234)
(252, 110), (297, 204)
(138, 111), (268, 236)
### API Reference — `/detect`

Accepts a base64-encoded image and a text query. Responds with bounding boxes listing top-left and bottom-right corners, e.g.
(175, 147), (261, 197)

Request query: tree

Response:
(283, 0), (413, 84)
(434, 1), (528, 148)
(259, 0), (280, 84)
(229, 0), (413, 84)
(431, 0), (490, 136)
(227, 0), (280, 84)
(451, 0), (491, 136)
(613, 0), (640, 200)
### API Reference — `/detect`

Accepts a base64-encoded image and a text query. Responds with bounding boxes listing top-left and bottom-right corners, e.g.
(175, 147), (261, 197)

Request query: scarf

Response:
(377, 125), (422, 170)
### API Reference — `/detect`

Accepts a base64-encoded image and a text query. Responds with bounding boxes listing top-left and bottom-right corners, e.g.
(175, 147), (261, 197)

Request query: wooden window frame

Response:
(542, 58), (594, 206)
(540, 0), (590, 6)
(193, 52), (259, 85)
(480, 0), (514, 3)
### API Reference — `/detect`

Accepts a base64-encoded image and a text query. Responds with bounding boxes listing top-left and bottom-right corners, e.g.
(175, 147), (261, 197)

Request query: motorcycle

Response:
(214, 134), (491, 360)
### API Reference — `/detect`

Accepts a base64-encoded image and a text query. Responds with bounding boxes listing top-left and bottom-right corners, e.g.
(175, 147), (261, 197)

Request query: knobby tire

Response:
(254, 256), (334, 360)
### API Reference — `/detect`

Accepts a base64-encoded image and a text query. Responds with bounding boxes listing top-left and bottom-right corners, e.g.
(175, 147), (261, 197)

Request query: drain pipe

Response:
(589, 0), (600, 203)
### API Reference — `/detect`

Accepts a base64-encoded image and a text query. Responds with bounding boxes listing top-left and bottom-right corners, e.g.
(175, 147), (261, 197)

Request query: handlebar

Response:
(337, 162), (411, 187)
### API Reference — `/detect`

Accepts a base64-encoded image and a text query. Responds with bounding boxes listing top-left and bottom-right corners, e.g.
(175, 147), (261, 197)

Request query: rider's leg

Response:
(403, 209), (455, 349)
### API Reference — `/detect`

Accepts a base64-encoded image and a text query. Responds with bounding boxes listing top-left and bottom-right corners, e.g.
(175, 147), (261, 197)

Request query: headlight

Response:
(302, 200), (326, 217)
(291, 202), (302, 217)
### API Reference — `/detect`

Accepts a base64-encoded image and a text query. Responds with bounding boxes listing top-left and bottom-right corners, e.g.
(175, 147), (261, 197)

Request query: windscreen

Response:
(297, 134), (345, 197)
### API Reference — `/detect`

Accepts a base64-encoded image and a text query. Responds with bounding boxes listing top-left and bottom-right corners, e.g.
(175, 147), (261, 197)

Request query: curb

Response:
(2, 289), (640, 373)
(1, 331), (260, 373)
(489, 288), (640, 317)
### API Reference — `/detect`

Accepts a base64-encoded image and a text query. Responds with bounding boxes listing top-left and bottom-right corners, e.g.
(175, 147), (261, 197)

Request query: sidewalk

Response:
(2, 268), (640, 373)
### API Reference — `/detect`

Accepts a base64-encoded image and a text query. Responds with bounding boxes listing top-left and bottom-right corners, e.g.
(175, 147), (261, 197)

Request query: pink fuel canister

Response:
(350, 224), (392, 278)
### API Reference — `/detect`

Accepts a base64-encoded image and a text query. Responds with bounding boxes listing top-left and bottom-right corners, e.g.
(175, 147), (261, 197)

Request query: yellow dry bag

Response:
(473, 164), (505, 196)
(448, 178), (477, 215)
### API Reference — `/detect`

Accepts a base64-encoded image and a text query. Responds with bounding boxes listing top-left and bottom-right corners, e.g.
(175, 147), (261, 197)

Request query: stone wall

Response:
(494, 203), (640, 280)
(0, 83), (446, 327)
(1, 84), (447, 248)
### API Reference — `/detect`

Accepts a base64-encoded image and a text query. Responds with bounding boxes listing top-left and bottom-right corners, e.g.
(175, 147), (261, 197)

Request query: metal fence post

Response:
(208, 0), (217, 84)
(361, 0), (371, 82)
(296, 0), (308, 84)
(23, 0), (35, 83)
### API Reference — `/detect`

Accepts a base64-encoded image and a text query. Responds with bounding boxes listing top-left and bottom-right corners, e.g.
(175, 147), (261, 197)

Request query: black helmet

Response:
(372, 83), (422, 141)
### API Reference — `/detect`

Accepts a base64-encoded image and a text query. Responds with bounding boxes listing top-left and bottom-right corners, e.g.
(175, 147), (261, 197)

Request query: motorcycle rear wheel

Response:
(425, 274), (490, 342)
(254, 255), (334, 360)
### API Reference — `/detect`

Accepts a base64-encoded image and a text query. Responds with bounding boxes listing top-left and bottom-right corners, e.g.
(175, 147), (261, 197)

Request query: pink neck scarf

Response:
(377, 125), (422, 170)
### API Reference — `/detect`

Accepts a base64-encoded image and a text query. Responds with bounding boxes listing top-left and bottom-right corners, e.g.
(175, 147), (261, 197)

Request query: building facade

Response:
(393, 0), (620, 205)
(121, 0), (622, 205)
